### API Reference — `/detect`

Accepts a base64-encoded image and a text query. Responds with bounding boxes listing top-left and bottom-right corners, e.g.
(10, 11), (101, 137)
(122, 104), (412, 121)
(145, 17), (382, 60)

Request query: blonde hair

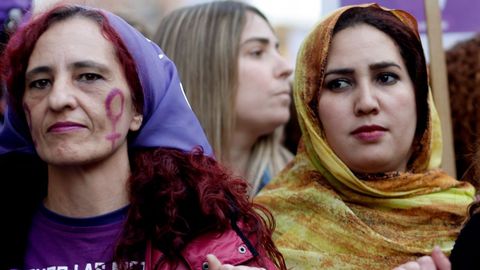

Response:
(154, 1), (292, 195)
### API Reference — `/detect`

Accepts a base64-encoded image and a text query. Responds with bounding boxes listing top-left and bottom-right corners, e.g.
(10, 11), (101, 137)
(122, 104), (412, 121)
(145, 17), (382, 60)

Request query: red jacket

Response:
(145, 228), (277, 270)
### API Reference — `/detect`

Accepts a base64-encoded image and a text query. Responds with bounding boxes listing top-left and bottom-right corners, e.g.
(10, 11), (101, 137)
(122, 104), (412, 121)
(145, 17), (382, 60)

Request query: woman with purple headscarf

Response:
(0, 4), (285, 270)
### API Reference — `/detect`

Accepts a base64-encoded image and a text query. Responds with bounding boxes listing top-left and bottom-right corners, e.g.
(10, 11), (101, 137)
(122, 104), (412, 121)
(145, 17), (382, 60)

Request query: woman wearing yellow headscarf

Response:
(255, 4), (475, 269)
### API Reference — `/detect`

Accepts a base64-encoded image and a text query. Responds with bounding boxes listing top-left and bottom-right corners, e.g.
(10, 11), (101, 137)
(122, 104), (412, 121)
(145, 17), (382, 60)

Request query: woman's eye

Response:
(28, 79), (50, 90)
(325, 79), (351, 91)
(377, 73), (399, 85)
(79, 73), (103, 82)
(249, 49), (264, 57)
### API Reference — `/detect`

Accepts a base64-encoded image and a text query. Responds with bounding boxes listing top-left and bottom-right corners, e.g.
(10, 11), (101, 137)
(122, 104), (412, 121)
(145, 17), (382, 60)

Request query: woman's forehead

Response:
(27, 17), (118, 72)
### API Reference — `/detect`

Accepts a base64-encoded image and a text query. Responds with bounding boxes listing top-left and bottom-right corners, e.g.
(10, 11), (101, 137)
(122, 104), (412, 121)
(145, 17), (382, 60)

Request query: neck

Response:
(45, 143), (131, 218)
(228, 127), (259, 177)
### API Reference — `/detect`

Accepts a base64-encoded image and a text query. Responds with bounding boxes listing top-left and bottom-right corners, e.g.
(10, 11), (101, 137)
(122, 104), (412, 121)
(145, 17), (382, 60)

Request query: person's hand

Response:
(393, 246), (451, 270)
(206, 254), (266, 270)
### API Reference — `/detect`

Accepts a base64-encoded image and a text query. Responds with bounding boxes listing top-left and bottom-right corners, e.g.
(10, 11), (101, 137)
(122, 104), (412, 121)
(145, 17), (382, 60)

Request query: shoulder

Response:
(182, 228), (259, 268)
(147, 226), (275, 270)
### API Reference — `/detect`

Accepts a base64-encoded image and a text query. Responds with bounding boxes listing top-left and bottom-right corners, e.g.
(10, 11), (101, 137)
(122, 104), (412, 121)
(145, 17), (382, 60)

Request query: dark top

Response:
(0, 152), (47, 269)
(450, 211), (480, 270)
(25, 204), (128, 269)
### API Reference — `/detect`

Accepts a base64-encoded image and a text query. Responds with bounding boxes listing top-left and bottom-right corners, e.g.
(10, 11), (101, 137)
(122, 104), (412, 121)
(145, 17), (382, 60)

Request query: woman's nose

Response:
(354, 82), (379, 116)
(47, 78), (78, 111)
(274, 53), (293, 79)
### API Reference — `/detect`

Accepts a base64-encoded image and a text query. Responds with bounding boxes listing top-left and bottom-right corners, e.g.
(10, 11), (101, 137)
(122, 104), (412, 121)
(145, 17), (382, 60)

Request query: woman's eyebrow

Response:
(70, 60), (110, 74)
(324, 68), (354, 76)
(324, 61), (402, 77)
(369, 61), (401, 71)
(25, 61), (112, 81)
(240, 37), (270, 46)
(25, 66), (52, 81)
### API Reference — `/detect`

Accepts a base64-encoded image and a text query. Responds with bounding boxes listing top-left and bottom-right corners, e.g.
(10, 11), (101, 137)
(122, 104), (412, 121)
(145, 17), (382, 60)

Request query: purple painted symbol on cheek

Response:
(23, 103), (37, 147)
(105, 88), (125, 149)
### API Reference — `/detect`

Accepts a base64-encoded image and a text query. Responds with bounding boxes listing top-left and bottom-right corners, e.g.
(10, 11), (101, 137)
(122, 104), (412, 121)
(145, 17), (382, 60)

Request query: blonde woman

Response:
(154, 1), (293, 196)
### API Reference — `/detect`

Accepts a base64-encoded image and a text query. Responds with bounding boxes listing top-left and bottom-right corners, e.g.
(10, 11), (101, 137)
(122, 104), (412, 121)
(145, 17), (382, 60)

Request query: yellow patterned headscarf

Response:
(255, 3), (475, 269)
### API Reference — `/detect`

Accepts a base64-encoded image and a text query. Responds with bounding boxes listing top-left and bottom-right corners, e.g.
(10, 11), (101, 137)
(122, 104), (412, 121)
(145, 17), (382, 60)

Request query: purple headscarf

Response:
(0, 6), (213, 156)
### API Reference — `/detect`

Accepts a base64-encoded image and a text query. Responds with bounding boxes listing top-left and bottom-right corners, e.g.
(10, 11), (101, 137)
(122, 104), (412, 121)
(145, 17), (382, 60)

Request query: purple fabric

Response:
(340, 0), (480, 33)
(0, 0), (30, 23)
(24, 205), (142, 270)
(0, 7), (213, 156)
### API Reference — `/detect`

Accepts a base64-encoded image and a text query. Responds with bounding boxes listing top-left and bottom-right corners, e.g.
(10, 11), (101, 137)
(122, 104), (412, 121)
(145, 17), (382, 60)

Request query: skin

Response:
(105, 88), (125, 148)
(230, 11), (292, 175)
(318, 23), (417, 173)
(22, 17), (142, 217)
(393, 246), (451, 270)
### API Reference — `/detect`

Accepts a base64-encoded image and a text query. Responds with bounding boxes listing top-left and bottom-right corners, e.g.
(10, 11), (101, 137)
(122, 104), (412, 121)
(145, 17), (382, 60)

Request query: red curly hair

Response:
(122, 147), (283, 269)
(1, 5), (285, 270)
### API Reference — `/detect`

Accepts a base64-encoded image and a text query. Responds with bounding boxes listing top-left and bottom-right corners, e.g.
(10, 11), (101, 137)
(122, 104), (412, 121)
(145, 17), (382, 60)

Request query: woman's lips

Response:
(351, 125), (387, 142)
(47, 121), (86, 133)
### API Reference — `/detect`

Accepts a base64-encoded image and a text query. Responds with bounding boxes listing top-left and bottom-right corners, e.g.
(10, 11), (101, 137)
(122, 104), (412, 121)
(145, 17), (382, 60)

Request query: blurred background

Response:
(30, 0), (480, 65)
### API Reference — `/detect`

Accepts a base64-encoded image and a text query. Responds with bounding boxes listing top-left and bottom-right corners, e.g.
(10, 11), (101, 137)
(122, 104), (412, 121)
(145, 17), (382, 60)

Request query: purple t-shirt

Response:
(24, 204), (144, 270)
